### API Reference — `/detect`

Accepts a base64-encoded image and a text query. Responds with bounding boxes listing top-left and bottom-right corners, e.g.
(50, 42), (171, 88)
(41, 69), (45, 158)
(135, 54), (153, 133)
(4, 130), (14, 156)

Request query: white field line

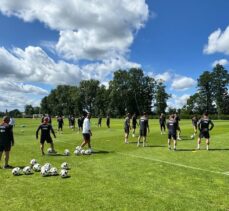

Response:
(117, 152), (229, 177)
(55, 139), (228, 176)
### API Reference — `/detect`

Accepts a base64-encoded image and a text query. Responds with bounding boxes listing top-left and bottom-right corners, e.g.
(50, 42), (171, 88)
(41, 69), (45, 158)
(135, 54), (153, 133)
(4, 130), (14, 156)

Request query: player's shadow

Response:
(208, 148), (229, 151)
(47, 153), (66, 156)
(146, 145), (166, 148)
(92, 150), (114, 154)
(175, 149), (196, 151)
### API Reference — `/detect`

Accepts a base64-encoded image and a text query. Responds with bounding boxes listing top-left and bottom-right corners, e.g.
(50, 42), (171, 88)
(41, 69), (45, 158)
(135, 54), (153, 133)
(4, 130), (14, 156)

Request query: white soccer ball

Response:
(85, 149), (92, 155)
(75, 146), (81, 150)
(43, 163), (52, 171)
(190, 135), (194, 139)
(47, 148), (53, 154)
(33, 163), (41, 172)
(61, 162), (69, 170)
(64, 149), (70, 156)
(60, 169), (68, 178)
(49, 167), (58, 176)
(30, 159), (37, 166)
(41, 167), (49, 177)
(12, 167), (21, 176)
(23, 166), (32, 175)
(74, 149), (81, 156)
(80, 149), (85, 155)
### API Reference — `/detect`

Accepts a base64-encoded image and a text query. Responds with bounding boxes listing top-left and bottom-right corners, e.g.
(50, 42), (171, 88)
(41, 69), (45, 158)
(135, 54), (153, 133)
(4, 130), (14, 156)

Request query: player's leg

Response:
(40, 142), (45, 155)
(4, 151), (11, 167)
(168, 134), (171, 150)
(143, 136), (146, 147)
(197, 137), (201, 150)
(173, 135), (177, 150)
(137, 135), (141, 147)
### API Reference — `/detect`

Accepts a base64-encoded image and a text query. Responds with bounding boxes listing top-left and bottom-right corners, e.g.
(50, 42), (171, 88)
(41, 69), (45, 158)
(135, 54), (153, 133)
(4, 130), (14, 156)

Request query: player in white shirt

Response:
(77, 113), (93, 151)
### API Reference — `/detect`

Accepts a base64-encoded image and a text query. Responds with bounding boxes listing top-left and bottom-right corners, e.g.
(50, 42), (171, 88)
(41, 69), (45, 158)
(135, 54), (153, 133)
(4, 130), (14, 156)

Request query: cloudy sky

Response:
(0, 0), (229, 111)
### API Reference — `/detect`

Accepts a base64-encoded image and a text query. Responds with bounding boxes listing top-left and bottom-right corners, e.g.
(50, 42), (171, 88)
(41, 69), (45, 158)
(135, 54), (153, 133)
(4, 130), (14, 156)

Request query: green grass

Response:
(0, 118), (228, 211)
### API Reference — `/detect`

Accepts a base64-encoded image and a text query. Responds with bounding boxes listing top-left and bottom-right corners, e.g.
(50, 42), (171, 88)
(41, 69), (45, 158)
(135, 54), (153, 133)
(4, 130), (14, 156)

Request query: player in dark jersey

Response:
(191, 115), (198, 137)
(167, 115), (178, 150)
(98, 116), (102, 127)
(132, 113), (138, 137)
(159, 113), (166, 134)
(0, 116), (14, 168)
(57, 115), (64, 133)
(78, 116), (83, 133)
(137, 112), (150, 147)
(106, 115), (110, 128)
(36, 117), (57, 155)
(197, 113), (214, 150)
(70, 115), (75, 130)
(124, 113), (131, 144)
(174, 113), (181, 140)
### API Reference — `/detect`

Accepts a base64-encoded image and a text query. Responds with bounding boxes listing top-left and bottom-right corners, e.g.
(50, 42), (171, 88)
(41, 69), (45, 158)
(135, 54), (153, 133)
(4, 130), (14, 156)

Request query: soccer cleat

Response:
(137, 142), (140, 147)
(125, 141), (129, 144)
(168, 146), (171, 150)
(3, 164), (13, 169)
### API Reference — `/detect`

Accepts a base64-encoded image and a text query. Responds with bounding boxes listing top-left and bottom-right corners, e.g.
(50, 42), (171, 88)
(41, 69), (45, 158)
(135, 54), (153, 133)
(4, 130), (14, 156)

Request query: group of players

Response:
(123, 112), (214, 151)
(0, 111), (214, 169)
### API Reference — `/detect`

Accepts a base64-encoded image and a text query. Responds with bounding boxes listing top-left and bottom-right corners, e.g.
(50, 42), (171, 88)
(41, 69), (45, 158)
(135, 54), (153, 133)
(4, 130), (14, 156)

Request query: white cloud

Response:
(167, 94), (190, 108)
(204, 26), (229, 55)
(0, 0), (149, 61)
(0, 46), (140, 85)
(171, 76), (196, 90)
(154, 71), (173, 82)
(212, 59), (229, 67)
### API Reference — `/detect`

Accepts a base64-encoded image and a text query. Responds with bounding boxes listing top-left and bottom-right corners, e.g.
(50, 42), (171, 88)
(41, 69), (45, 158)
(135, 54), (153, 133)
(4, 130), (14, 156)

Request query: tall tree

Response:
(197, 71), (216, 114)
(154, 80), (170, 114)
(211, 64), (229, 115)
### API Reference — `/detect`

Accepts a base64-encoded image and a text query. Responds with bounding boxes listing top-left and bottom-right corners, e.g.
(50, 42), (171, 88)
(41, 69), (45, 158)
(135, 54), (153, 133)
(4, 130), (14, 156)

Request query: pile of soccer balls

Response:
(74, 146), (92, 156)
(12, 159), (70, 178)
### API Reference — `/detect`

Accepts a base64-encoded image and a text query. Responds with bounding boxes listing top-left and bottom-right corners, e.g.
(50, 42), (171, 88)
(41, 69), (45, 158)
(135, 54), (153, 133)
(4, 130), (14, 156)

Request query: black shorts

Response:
(124, 128), (130, 134)
(132, 124), (136, 129)
(168, 133), (177, 140)
(199, 131), (210, 139)
(40, 137), (53, 144)
(83, 133), (91, 141)
(0, 144), (11, 152)
(140, 129), (147, 136)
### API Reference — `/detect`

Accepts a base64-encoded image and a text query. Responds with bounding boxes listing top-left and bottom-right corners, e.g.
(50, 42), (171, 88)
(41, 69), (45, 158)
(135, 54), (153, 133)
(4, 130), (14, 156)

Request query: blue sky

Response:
(0, 0), (229, 111)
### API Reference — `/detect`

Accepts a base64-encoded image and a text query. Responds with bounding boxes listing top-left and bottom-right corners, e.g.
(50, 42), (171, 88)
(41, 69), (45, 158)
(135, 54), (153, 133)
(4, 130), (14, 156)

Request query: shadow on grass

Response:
(209, 148), (229, 151)
(175, 149), (196, 152)
(146, 145), (166, 148)
(93, 150), (114, 154)
(47, 153), (66, 156)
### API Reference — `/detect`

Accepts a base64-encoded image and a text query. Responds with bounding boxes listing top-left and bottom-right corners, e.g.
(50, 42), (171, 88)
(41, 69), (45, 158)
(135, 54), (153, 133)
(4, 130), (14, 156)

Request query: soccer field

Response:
(0, 118), (228, 211)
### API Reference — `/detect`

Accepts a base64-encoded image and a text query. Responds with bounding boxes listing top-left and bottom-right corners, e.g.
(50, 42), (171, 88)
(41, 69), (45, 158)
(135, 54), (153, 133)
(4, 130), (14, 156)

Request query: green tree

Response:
(197, 71), (216, 114)
(24, 105), (34, 115)
(154, 80), (170, 114)
(211, 64), (229, 115)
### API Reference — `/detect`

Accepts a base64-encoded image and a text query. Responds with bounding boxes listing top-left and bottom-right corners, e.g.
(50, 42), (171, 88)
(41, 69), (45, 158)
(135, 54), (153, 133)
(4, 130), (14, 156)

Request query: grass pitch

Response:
(0, 118), (228, 211)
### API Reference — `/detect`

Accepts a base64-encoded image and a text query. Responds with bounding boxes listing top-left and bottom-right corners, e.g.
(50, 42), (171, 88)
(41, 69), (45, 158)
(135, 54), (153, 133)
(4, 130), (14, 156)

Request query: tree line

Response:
(19, 64), (229, 118)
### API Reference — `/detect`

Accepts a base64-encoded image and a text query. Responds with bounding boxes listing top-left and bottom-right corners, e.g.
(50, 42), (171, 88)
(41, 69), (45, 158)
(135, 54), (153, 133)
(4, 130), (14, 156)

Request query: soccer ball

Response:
(190, 135), (194, 139)
(85, 149), (91, 155)
(41, 167), (49, 177)
(64, 149), (70, 156)
(80, 149), (85, 155)
(43, 163), (52, 171)
(47, 148), (53, 154)
(74, 149), (81, 156)
(23, 166), (32, 175)
(30, 159), (37, 166)
(12, 167), (21, 176)
(75, 146), (81, 150)
(60, 169), (68, 178)
(61, 162), (69, 170)
(49, 167), (58, 176)
(33, 163), (41, 172)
